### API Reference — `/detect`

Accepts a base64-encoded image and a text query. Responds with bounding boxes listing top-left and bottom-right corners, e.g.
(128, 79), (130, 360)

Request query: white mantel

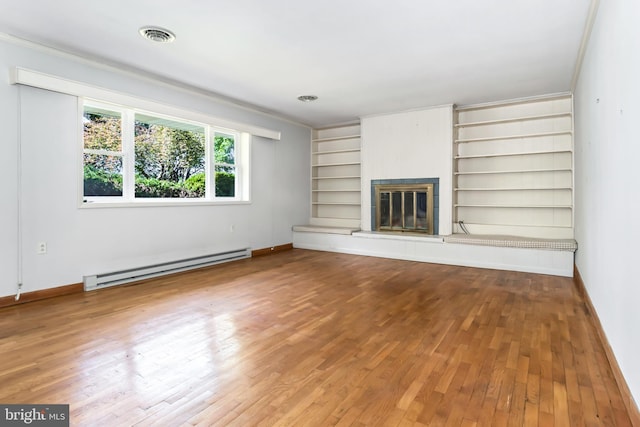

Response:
(361, 105), (453, 235)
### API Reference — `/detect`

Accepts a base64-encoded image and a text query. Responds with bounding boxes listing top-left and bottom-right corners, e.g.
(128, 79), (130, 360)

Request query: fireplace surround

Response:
(371, 178), (439, 235)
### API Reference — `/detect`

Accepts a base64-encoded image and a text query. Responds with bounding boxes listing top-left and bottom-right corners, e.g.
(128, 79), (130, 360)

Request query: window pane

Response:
(84, 106), (121, 151)
(84, 154), (123, 196)
(416, 192), (428, 229)
(404, 192), (415, 228)
(214, 132), (235, 165)
(215, 166), (235, 197)
(380, 192), (390, 227)
(134, 114), (205, 198)
(392, 192), (402, 227)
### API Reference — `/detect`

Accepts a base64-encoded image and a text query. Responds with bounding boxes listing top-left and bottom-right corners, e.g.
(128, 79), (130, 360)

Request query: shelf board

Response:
(455, 130), (572, 144)
(312, 162), (361, 167)
(312, 134), (361, 143)
(312, 148), (361, 155)
(312, 176), (361, 180)
(312, 202), (361, 206)
(311, 215), (362, 220)
(452, 221), (573, 229)
(312, 189), (361, 192)
(455, 204), (572, 209)
(455, 149), (572, 159)
(455, 168), (572, 175)
(455, 112), (572, 128)
(455, 187), (572, 191)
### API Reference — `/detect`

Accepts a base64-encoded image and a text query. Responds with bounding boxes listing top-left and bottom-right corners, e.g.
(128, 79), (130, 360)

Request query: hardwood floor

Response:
(0, 249), (632, 426)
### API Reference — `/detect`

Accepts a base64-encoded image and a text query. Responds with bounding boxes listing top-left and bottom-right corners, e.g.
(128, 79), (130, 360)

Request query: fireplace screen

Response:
(375, 184), (434, 234)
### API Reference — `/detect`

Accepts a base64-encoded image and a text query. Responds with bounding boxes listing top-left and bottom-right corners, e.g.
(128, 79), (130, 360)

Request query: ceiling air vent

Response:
(139, 26), (176, 43)
(297, 95), (318, 102)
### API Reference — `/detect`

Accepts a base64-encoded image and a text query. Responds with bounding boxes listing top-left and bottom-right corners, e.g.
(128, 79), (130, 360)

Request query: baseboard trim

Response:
(0, 246), (293, 308)
(252, 243), (293, 257)
(574, 265), (640, 426)
(0, 283), (84, 309)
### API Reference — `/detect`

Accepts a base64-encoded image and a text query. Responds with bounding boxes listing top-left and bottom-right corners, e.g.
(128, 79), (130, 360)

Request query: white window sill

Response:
(79, 199), (251, 209)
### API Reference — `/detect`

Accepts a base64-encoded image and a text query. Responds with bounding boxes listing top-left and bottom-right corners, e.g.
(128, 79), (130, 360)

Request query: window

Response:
(83, 105), (124, 197)
(82, 101), (248, 204)
(134, 113), (206, 198)
(213, 131), (236, 197)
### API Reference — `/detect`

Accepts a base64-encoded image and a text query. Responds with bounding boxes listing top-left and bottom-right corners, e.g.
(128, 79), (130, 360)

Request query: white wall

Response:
(0, 38), (310, 298)
(361, 106), (453, 234)
(0, 41), (20, 298)
(574, 0), (640, 407)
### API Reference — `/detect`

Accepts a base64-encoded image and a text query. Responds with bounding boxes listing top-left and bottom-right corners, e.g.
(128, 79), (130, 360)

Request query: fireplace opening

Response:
(371, 179), (439, 235)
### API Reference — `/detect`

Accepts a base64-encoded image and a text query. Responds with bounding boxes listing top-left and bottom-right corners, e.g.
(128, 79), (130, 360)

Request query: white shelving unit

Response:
(311, 124), (361, 228)
(453, 95), (574, 239)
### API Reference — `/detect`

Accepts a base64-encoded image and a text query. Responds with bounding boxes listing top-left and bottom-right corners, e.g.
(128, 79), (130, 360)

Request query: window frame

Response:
(80, 98), (250, 207)
(81, 101), (129, 201)
(211, 128), (240, 199)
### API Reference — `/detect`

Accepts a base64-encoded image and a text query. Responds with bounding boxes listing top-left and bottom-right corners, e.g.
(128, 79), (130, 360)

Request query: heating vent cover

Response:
(139, 26), (176, 43)
(83, 248), (250, 291)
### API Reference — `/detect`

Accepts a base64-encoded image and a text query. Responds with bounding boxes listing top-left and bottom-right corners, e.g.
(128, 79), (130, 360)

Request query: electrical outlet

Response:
(37, 242), (47, 254)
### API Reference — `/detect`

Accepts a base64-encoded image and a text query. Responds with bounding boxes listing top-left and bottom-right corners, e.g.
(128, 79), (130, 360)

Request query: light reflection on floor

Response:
(75, 311), (243, 406)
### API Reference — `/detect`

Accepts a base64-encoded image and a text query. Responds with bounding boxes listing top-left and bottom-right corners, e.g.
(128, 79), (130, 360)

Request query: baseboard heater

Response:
(83, 248), (251, 291)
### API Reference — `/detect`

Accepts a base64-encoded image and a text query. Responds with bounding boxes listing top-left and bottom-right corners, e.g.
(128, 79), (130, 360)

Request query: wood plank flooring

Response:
(0, 249), (632, 426)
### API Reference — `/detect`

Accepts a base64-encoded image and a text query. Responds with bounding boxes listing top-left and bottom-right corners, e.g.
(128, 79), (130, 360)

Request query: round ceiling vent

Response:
(297, 95), (318, 102)
(139, 26), (176, 43)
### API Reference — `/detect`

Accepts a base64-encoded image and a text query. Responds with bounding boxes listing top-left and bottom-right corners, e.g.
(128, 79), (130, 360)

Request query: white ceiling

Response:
(0, 0), (592, 128)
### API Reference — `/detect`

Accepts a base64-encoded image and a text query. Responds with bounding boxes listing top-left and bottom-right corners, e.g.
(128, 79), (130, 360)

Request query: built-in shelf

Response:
(312, 189), (361, 192)
(456, 130), (572, 144)
(454, 95), (574, 239)
(455, 168), (572, 175)
(455, 187), (572, 191)
(311, 124), (362, 227)
(312, 134), (361, 143)
(312, 148), (360, 155)
(455, 149), (572, 159)
(455, 204), (572, 209)
(311, 215), (361, 221)
(312, 176), (361, 180)
(454, 112), (572, 128)
(312, 162), (361, 167)
(456, 222), (574, 229)
(312, 202), (361, 206)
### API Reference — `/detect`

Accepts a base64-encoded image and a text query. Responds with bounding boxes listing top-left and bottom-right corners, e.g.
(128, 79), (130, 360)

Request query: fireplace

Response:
(371, 178), (439, 235)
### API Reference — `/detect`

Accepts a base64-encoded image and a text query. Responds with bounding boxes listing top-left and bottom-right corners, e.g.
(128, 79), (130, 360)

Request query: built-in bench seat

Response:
(292, 225), (360, 235)
(293, 227), (577, 252)
(443, 234), (577, 252)
(292, 227), (576, 276)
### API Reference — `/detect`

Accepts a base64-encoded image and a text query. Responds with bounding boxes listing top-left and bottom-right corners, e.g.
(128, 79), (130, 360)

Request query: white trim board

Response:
(293, 231), (574, 277)
(9, 67), (281, 140)
(571, 0), (601, 91)
(0, 32), (309, 129)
